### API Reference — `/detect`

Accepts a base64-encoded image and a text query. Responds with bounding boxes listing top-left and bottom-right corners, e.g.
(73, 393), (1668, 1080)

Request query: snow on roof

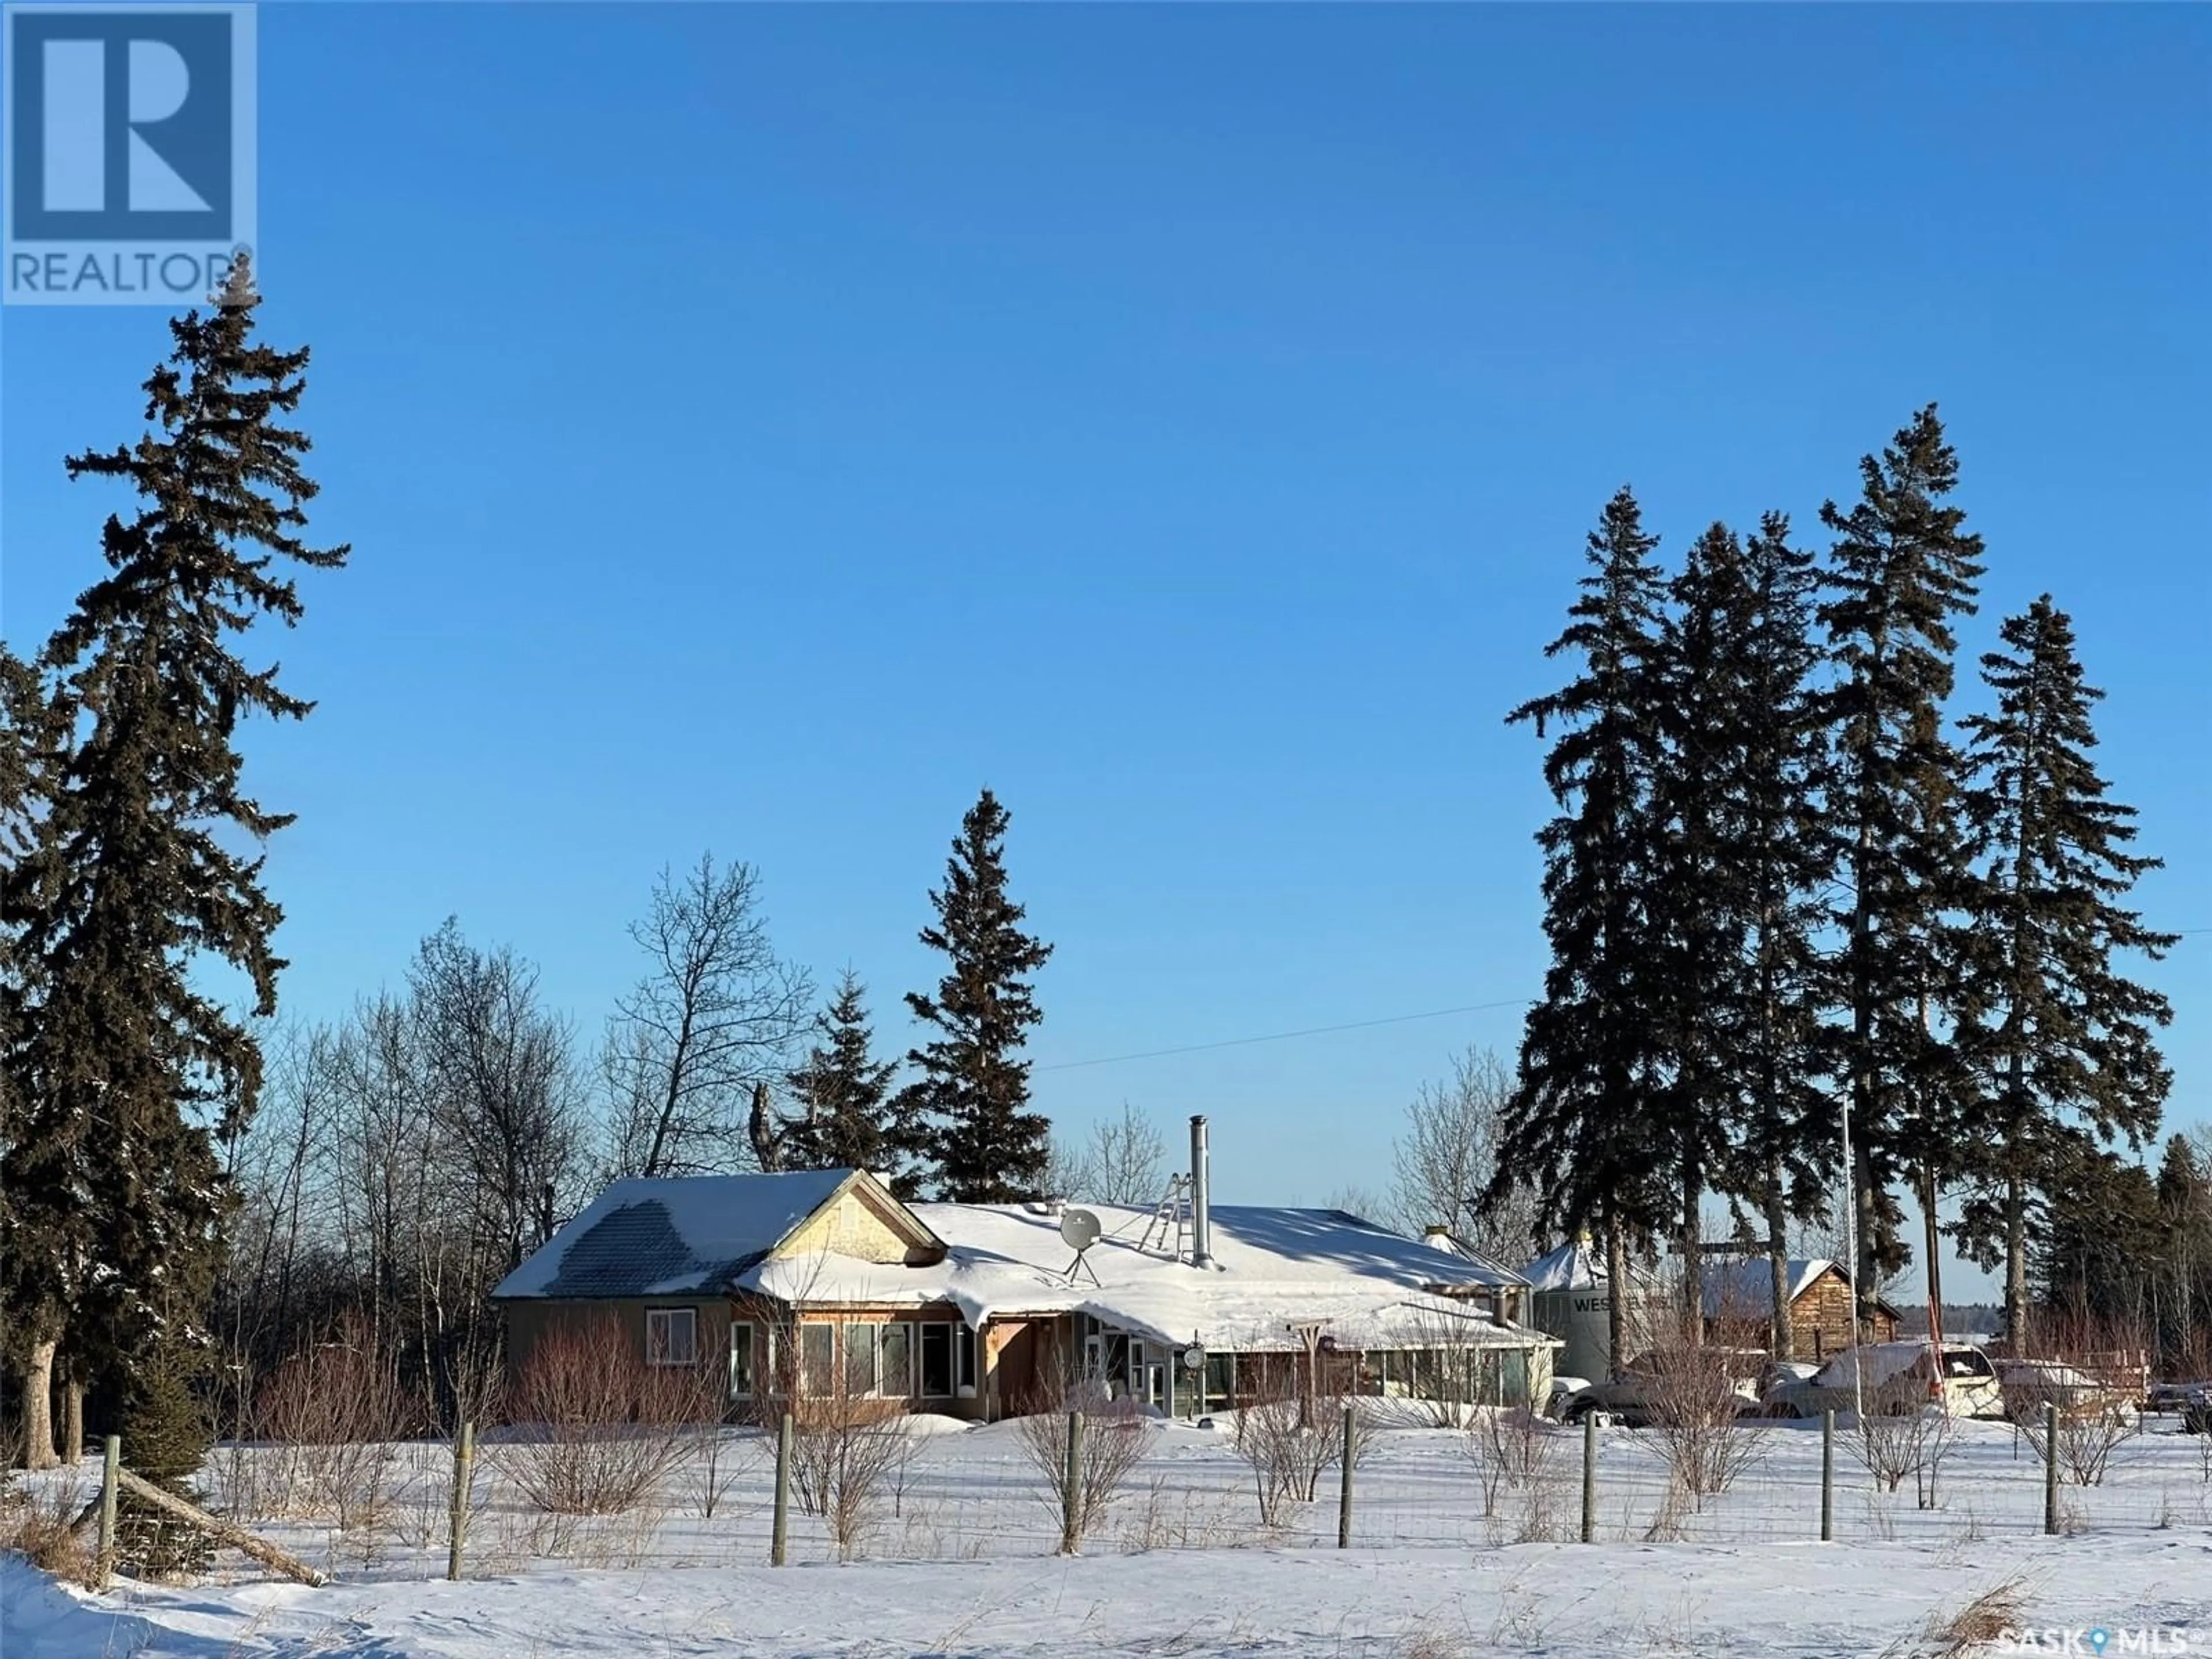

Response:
(1415, 1228), (1532, 1286)
(1700, 1257), (1838, 1316)
(1520, 1240), (1606, 1291)
(741, 1201), (1556, 1354)
(494, 1169), (863, 1300)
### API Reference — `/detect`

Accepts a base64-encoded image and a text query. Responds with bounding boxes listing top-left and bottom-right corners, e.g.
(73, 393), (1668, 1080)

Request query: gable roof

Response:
(1700, 1256), (1903, 1320)
(741, 1200), (1557, 1353)
(493, 1169), (936, 1301)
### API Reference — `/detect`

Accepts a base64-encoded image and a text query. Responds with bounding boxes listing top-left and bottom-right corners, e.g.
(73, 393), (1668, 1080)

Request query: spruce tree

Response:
(1815, 406), (1983, 1325)
(1486, 488), (1675, 1369)
(900, 789), (1054, 1202)
(784, 969), (902, 1179)
(1649, 523), (1748, 1330)
(2032, 1142), (2164, 1324)
(0, 646), (66, 1467)
(1952, 596), (2174, 1345)
(1652, 516), (1834, 1351)
(0, 258), (346, 1530)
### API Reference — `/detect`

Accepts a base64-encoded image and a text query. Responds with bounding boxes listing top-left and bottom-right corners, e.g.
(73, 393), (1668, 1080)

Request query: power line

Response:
(1036, 925), (2211, 1075)
(1037, 997), (1530, 1073)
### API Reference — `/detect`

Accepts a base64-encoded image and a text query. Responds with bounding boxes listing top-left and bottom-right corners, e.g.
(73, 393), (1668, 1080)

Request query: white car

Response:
(1761, 1341), (2003, 1420)
(1994, 1358), (2139, 1424)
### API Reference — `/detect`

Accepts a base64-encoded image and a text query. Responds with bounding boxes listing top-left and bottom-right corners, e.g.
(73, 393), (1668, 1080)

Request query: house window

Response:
(956, 1324), (978, 1397)
(729, 1321), (755, 1400)
(646, 1307), (698, 1367)
(920, 1324), (954, 1397)
(844, 1321), (880, 1396)
(800, 1323), (835, 1395)
(881, 1323), (914, 1399)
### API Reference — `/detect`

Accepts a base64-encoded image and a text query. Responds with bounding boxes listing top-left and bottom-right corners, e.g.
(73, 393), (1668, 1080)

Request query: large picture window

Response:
(646, 1307), (698, 1368)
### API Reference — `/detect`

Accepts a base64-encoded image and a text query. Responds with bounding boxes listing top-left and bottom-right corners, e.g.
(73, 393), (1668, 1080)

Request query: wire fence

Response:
(73, 1407), (2200, 1584)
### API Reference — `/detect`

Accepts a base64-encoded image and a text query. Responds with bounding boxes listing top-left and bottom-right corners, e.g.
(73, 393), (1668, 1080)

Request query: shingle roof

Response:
(493, 1169), (861, 1300)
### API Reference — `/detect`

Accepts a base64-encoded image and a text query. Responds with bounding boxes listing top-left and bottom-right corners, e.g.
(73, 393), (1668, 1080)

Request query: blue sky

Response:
(4, 5), (2207, 1298)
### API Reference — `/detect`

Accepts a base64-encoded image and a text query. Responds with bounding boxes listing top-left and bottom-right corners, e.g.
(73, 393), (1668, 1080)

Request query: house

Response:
(493, 1119), (1561, 1420)
(1700, 1257), (1902, 1359)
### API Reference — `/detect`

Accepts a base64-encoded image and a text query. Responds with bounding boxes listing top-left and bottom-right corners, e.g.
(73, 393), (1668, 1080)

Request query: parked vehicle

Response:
(2169, 1383), (2212, 1435)
(1994, 1358), (2139, 1424)
(1759, 1340), (2002, 1420)
(1545, 1375), (1593, 1419)
(1559, 1348), (1764, 1427)
(2147, 1378), (2212, 1416)
(1755, 1359), (1819, 1402)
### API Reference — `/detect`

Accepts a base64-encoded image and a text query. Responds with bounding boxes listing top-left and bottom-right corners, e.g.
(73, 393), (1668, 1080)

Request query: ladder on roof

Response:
(1139, 1173), (1193, 1262)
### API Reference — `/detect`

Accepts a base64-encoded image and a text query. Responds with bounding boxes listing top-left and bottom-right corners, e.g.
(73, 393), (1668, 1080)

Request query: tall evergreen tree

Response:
(1952, 596), (2175, 1344)
(2152, 1134), (2207, 1372)
(901, 789), (1054, 1201)
(0, 646), (65, 1465)
(1486, 488), (1675, 1370)
(784, 970), (903, 1180)
(1649, 523), (1748, 1330)
(0, 259), (346, 1518)
(1652, 516), (1834, 1351)
(1815, 406), (1983, 1324)
(2032, 1142), (2164, 1325)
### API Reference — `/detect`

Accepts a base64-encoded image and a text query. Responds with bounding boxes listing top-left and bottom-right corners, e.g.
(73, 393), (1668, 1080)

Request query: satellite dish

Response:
(1060, 1207), (1104, 1285)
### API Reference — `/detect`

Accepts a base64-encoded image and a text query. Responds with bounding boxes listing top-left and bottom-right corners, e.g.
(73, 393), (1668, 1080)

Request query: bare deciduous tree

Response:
(1048, 1104), (1167, 1205)
(411, 921), (587, 1275)
(1390, 1047), (1544, 1263)
(601, 855), (812, 1180)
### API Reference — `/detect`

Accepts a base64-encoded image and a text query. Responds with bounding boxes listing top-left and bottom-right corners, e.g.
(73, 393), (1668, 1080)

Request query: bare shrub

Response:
(774, 1326), (908, 1559)
(2005, 1370), (2141, 1488)
(1017, 1374), (1151, 1552)
(1853, 1404), (1957, 1506)
(1638, 1334), (1763, 1501)
(494, 1312), (709, 1516)
(256, 1317), (414, 1532)
(691, 1422), (756, 1521)
(0, 1478), (92, 1584)
(1234, 1373), (1366, 1528)
(1460, 1405), (1560, 1519)
(1116, 1478), (1240, 1551)
(446, 1331), (509, 1437)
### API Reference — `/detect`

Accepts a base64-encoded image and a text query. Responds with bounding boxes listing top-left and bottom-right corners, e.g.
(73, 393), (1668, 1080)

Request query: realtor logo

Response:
(5, 3), (256, 304)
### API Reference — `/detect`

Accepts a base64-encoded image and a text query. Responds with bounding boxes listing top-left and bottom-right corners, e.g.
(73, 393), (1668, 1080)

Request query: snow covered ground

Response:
(7, 1414), (2211, 1656)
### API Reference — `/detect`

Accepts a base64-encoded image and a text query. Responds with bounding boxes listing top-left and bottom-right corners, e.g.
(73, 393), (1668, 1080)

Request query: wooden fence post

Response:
(1580, 1412), (1597, 1543)
(1820, 1410), (1835, 1542)
(95, 1435), (120, 1590)
(1336, 1404), (1356, 1548)
(2043, 1402), (2060, 1535)
(445, 1422), (474, 1582)
(1059, 1410), (1084, 1554)
(771, 1411), (792, 1566)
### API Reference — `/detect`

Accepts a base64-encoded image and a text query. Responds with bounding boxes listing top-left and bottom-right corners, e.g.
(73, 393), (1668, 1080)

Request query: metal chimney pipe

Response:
(1190, 1115), (1214, 1268)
